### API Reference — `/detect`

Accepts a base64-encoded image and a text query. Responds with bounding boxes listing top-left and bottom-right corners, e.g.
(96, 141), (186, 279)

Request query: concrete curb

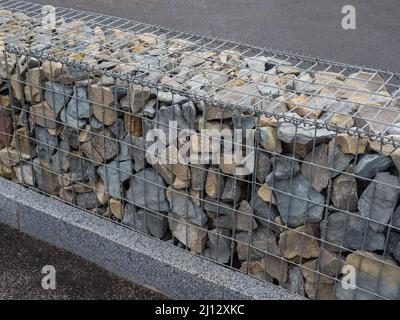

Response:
(0, 177), (304, 300)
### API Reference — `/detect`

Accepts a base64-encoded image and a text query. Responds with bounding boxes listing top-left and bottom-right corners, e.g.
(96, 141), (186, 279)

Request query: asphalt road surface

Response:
(0, 223), (166, 300)
(29, 0), (400, 72)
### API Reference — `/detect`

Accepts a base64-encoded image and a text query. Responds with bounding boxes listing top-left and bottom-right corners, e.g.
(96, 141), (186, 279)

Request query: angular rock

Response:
(13, 163), (34, 186)
(331, 169), (358, 212)
(97, 158), (132, 198)
(251, 195), (277, 229)
(354, 153), (393, 179)
(66, 86), (91, 119)
(335, 251), (400, 300)
(89, 83), (117, 126)
(266, 173), (325, 228)
(323, 211), (386, 252)
(168, 212), (207, 254)
(335, 133), (367, 155)
(32, 158), (60, 195)
(204, 228), (232, 264)
(0, 112), (13, 149)
(255, 151), (271, 183)
(190, 166), (207, 190)
(236, 226), (280, 260)
(271, 154), (300, 180)
(44, 81), (73, 114)
(213, 200), (257, 231)
(358, 172), (400, 232)
(278, 224), (320, 259)
(205, 168), (224, 199)
(257, 184), (276, 205)
(30, 102), (57, 129)
(126, 168), (170, 212)
(259, 126), (282, 153)
(166, 187), (208, 226)
(283, 266), (305, 296)
(277, 121), (335, 145)
(301, 143), (330, 192)
(221, 177), (241, 203)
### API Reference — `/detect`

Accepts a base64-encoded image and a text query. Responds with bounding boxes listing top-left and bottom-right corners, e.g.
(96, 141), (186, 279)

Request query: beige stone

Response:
(95, 180), (109, 205)
(279, 224), (320, 260)
(124, 113), (142, 137)
(168, 212), (207, 253)
(205, 168), (225, 198)
(89, 83), (117, 126)
(328, 114), (354, 128)
(240, 260), (272, 282)
(30, 101), (57, 129)
(287, 94), (322, 118)
(0, 147), (20, 166)
(110, 198), (123, 219)
(334, 133), (367, 155)
(173, 176), (190, 189)
(259, 126), (282, 153)
(220, 153), (253, 177)
(257, 183), (276, 205)
(24, 67), (42, 103)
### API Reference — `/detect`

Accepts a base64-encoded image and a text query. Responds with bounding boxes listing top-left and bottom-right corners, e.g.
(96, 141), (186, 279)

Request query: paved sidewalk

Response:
(0, 223), (166, 300)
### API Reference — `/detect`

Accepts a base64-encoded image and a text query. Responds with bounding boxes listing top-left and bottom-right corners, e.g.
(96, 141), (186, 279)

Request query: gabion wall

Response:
(0, 5), (400, 300)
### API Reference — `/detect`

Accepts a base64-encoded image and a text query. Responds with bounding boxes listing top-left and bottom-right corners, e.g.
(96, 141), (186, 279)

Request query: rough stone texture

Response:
(236, 227), (280, 261)
(323, 211), (386, 252)
(278, 224), (320, 259)
(0, 112), (13, 149)
(331, 169), (358, 212)
(335, 251), (400, 300)
(126, 168), (170, 212)
(355, 153), (393, 179)
(358, 172), (400, 232)
(266, 173), (325, 228)
(301, 143), (330, 192)
(168, 212), (207, 254)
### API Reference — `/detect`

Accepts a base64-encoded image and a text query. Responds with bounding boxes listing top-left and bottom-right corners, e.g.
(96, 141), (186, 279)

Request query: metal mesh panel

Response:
(0, 0), (400, 300)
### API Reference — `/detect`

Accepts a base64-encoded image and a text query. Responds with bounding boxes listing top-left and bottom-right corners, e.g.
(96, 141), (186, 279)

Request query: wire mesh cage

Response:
(1, 0), (400, 300)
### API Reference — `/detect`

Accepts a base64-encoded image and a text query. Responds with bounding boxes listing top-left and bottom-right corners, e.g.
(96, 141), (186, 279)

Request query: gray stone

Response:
(392, 206), (400, 229)
(66, 86), (91, 119)
(122, 203), (147, 233)
(166, 188), (208, 226)
(190, 166), (207, 191)
(358, 172), (400, 232)
(204, 228), (232, 264)
(328, 143), (354, 178)
(203, 197), (235, 216)
(60, 107), (86, 129)
(232, 115), (255, 130)
(126, 169), (170, 212)
(148, 103), (196, 145)
(34, 126), (58, 161)
(283, 266), (305, 297)
(75, 192), (98, 209)
(143, 98), (157, 117)
(168, 212), (207, 253)
(235, 227), (280, 261)
(252, 196), (277, 230)
(256, 151), (271, 183)
(44, 81), (73, 114)
(136, 208), (168, 239)
(355, 153), (393, 179)
(331, 170), (358, 212)
(271, 154), (300, 180)
(89, 116), (103, 130)
(277, 121), (335, 145)
(266, 173), (325, 228)
(301, 143), (330, 192)
(221, 178), (241, 203)
(212, 200), (257, 231)
(119, 135), (146, 172)
(97, 160), (133, 198)
(323, 211), (386, 252)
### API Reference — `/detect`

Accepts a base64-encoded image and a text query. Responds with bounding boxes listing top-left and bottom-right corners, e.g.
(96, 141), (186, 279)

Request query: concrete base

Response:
(0, 177), (303, 300)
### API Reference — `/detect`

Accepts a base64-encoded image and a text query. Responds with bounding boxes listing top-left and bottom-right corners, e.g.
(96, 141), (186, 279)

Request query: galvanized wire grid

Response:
(0, 0), (399, 300)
